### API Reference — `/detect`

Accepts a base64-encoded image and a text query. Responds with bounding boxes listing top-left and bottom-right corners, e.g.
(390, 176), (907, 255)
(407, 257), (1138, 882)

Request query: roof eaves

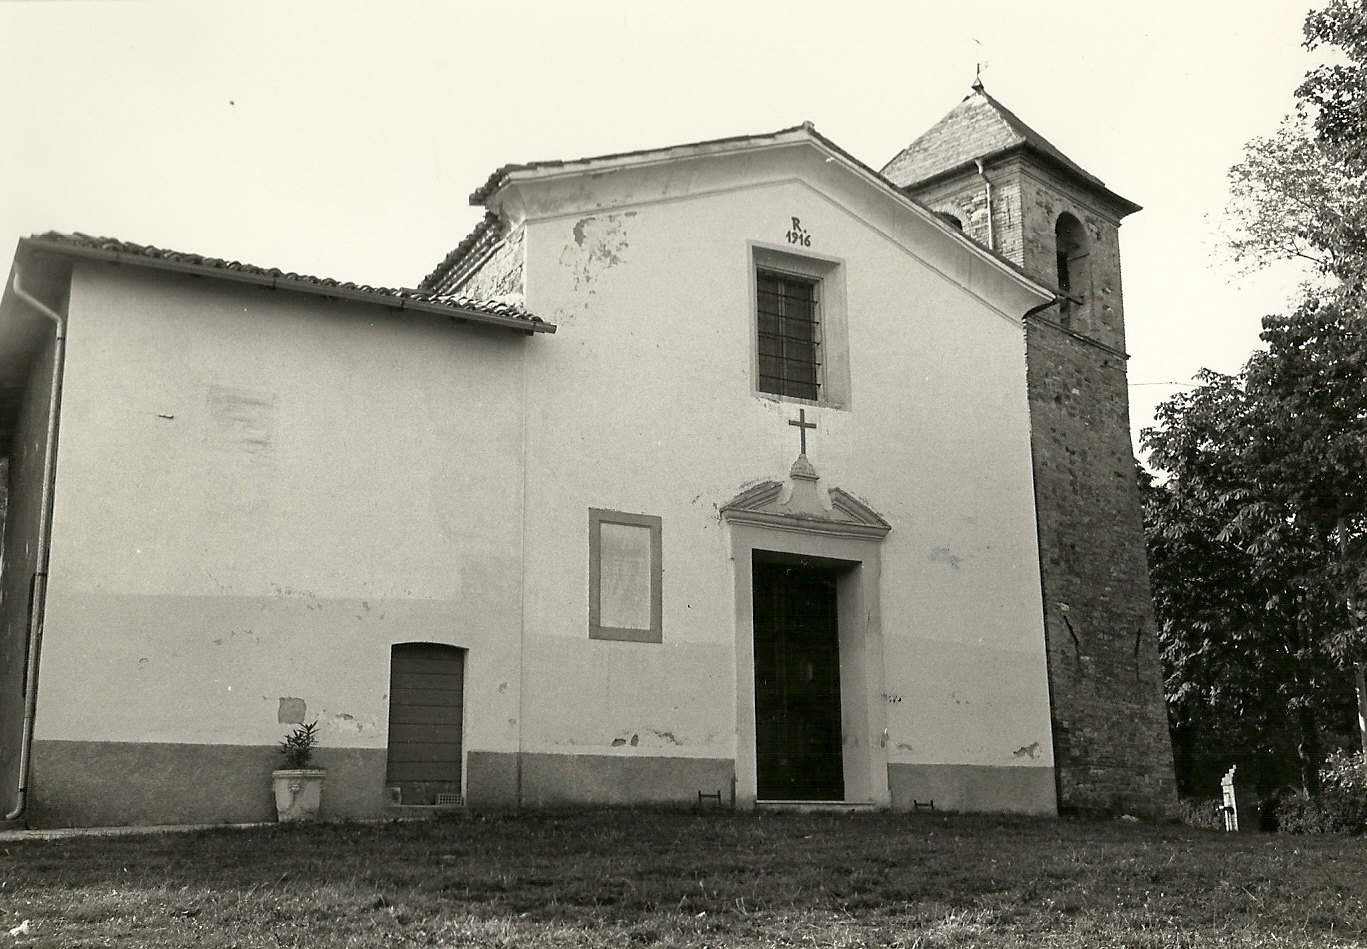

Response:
(903, 141), (1142, 217)
(462, 122), (1056, 311)
(468, 124), (815, 207)
(23, 233), (555, 335)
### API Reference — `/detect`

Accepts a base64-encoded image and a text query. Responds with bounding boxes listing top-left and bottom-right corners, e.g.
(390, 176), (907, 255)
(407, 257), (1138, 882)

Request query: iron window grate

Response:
(757, 270), (821, 401)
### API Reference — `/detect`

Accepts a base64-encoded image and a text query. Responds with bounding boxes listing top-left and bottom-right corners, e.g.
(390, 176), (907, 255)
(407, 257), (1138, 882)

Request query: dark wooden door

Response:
(386, 643), (464, 805)
(752, 559), (844, 801)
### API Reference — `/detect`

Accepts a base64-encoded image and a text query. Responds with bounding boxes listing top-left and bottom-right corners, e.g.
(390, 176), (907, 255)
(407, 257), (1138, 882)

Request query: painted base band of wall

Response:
(886, 763), (1057, 815)
(25, 741), (1052, 826)
(468, 751), (735, 807)
(27, 740), (387, 828)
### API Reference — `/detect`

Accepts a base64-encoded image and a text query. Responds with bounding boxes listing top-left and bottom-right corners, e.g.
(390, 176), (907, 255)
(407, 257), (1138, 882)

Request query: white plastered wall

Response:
(509, 143), (1055, 787)
(36, 264), (529, 772)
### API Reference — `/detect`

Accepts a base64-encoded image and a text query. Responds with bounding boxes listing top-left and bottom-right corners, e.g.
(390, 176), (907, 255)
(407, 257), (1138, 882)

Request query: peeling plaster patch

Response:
(896, 743), (915, 752)
(136, 658), (148, 672)
(1013, 742), (1042, 759)
(611, 738), (627, 747)
(654, 730), (682, 745)
(498, 682), (509, 694)
(278, 697), (306, 724)
(331, 711), (369, 733)
(630, 733), (639, 747)
(929, 547), (962, 569)
(560, 214), (631, 294)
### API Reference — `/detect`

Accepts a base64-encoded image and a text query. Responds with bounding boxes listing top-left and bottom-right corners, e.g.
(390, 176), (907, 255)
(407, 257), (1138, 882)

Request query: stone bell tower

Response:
(883, 81), (1176, 816)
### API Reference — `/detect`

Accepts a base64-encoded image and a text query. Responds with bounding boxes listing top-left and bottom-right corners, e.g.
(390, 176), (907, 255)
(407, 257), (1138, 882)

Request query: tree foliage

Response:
(1225, 118), (1366, 279)
(1141, 337), (1359, 794)
(1300, 0), (1367, 168)
(1226, 0), (1367, 290)
(1148, 0), (1367, 795)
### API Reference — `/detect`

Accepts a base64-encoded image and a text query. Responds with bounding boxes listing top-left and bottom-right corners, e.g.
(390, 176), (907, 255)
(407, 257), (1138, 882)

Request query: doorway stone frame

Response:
(721, 466), (891, 808)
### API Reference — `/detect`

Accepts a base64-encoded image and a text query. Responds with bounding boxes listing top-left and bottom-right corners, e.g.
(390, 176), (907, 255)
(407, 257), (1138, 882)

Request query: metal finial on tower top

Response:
(972, 61), (985, 93)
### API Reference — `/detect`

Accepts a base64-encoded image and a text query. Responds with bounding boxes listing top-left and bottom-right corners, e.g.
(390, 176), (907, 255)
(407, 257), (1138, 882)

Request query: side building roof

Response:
(22, 232), (555, 334)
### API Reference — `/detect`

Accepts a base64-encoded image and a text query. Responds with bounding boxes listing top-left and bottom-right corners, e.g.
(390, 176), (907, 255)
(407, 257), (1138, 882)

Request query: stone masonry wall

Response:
(908, 163), (1022, 263)
(1018, 165), (1175, 816)
(454, 225), (525, 303)
(1025, 320), (1176, 815)
(908, 157), (1177, 817)
(1017, 169), (1126, 352)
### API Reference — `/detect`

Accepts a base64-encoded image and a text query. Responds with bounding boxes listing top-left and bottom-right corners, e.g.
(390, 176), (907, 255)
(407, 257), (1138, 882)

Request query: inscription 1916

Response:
(786, 217), (811, 247)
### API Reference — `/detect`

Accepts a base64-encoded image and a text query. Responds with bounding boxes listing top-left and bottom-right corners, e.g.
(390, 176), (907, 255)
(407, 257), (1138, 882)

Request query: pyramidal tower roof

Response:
(881, 80), (1139, 215)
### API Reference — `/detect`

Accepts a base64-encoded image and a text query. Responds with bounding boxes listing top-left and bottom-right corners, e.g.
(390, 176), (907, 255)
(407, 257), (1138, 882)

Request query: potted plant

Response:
(272, 721), (326, 822)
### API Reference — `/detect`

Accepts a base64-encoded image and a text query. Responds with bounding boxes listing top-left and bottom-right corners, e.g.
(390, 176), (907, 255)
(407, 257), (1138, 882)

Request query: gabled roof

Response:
(425, 123), (1057, 304)
(466, 124), (817, 207)
(881, 81), (1140, 216)
(22, 232), (554, 334)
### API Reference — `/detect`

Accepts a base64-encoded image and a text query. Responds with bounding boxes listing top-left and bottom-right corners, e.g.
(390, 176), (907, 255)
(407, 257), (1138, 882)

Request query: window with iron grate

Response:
(756, 269), (822, 401)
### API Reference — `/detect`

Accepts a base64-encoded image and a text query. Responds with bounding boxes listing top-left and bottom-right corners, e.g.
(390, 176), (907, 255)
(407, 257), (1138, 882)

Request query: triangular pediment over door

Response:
(719, 459), (890, 541)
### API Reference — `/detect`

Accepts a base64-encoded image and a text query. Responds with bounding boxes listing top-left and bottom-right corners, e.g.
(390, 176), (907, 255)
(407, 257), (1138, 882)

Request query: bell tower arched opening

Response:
(1054, 213), (1089, 324)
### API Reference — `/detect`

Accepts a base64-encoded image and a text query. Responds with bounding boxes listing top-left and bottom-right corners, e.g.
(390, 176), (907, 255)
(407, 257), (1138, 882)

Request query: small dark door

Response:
(386, 643), (464, 805)
(752, 558), (844, 801)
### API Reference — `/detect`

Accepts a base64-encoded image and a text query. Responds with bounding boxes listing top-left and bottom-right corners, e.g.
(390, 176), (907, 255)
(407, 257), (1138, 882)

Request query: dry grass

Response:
(2, 808), (1365, 947)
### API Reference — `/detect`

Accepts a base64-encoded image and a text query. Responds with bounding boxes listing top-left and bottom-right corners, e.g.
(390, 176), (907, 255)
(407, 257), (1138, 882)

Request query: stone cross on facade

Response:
(788, 408), (816, 456)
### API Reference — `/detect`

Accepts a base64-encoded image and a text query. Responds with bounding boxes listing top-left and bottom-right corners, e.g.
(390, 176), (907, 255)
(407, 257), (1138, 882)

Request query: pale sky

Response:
(0, 0), (1319, 455)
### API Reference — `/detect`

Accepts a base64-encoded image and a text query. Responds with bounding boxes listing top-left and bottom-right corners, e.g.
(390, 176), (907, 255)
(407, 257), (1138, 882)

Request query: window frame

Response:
(588, 508), (663, 643)
(749, 243), (850, 410)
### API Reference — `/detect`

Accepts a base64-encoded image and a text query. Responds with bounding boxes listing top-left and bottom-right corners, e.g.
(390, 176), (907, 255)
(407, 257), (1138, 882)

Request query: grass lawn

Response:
(2, 809), (1365, 947)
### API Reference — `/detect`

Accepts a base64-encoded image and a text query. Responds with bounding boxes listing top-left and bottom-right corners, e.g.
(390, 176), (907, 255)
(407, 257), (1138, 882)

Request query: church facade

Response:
(0, 87), (1174, 827)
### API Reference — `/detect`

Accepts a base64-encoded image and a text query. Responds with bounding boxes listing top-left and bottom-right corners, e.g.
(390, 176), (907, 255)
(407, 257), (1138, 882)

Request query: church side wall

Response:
(26, 264), (529, 827)
(506, 169), (1057, 812)
(0, 331), (59, 817)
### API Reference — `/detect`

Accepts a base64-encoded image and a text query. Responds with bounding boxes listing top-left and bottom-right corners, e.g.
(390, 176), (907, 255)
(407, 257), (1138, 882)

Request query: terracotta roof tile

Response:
(418, 211), (502, 294)
(25, 232), (552, 333)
